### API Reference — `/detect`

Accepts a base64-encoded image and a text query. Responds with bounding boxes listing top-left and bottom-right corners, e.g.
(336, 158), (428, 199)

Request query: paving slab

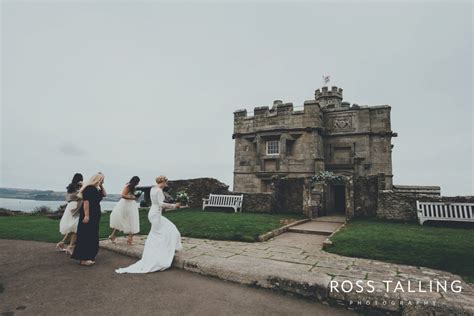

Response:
(101, 233), (474, 315)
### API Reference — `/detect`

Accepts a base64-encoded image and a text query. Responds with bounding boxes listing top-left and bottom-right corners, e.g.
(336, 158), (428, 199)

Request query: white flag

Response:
(322, 75), (330, 84)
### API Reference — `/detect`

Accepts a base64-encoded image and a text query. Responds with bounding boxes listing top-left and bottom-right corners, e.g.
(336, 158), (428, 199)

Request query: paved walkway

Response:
(0, 239), (354, 316)
(101, 230), (474, 315)
(288, 215), (345, 235)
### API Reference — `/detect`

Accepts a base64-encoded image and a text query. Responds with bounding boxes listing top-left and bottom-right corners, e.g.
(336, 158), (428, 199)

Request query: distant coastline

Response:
(0, 187), (121, 202)
(0, 197), (118, 213)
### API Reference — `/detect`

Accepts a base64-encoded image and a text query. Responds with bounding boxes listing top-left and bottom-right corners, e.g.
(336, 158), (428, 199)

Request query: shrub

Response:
(56, 204), (67, 214)
(32, 206), (52, 214)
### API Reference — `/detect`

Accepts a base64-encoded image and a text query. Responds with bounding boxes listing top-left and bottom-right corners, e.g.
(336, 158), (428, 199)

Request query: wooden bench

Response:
(202, 194), (243, 213)
(416, 201), (474, 225)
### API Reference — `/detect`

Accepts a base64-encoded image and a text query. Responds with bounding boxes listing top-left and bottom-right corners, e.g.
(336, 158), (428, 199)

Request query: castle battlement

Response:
(234, 86), (389, 121)
(315, 86), (343, 100)
(234, 100), (320, 120)
(233, 99), (322, 135)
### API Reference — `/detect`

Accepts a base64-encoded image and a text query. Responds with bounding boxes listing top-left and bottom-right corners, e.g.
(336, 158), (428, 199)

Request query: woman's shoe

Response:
(65, 245), (75, 255)
(127, 236), (134, 245)
(56, 241), (65, 251)
(108, 235), (116, 244)
(80, 260), (95, 266)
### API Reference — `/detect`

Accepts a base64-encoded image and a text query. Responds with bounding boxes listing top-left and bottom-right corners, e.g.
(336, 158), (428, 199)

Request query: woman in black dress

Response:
(71, 172), (107, 266)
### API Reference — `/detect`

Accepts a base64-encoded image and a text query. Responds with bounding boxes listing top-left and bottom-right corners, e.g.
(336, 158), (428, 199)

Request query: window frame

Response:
(266, 140), (280, 156)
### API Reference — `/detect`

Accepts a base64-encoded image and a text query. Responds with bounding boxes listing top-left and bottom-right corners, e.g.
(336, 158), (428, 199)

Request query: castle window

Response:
(261, 180), (273, 192)
(266, 140), (279, 155)
(286, 140), (295, 156)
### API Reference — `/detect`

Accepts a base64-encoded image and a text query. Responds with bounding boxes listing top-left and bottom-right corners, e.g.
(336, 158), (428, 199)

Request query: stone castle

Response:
(137, 85), (457, 222)
(232, 86), (439, 217)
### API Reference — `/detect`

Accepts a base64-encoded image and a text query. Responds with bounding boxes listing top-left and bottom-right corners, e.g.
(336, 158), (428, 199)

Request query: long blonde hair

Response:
(78, 172), (104, 197)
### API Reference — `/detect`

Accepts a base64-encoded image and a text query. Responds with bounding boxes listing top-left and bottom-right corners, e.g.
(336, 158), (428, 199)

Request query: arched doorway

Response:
(325, 184), (346, 215)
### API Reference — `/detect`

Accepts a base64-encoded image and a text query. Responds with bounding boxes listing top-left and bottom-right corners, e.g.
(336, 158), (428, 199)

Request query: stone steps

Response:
(286, 227), (333, 236)
(312, 215), (346, 223)
(287, 218), (344, 236)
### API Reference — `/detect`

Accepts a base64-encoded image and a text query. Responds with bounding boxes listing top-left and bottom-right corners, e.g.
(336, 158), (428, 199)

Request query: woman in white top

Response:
(57, 173), (83, 254)
(109, 176), (141, 245)
(116, 175), (182, 274)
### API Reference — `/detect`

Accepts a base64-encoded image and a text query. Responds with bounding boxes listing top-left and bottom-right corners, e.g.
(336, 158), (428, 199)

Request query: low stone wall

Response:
(392, 185), (441, 196)
(233, 192), (273, 213)
(272, 178), (305, 214)
(167, 178), (230, 208)
(139, 177), (308, 214)
(138, 178), (230, 208)
(377, 191), (474, 222)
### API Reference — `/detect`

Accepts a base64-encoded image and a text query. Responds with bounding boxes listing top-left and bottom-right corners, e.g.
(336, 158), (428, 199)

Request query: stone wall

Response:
(233, 192), (273, 213)
(138, 177), (230, 209)
(167, 178), (230, 208)
(272, 178), (305, 214)
(377, 191), (474, 222)
(353, 175), (379, 217)
(139, 177), (311, 215)
(233, 99), (323, 194)
(392, 185), (441, 196)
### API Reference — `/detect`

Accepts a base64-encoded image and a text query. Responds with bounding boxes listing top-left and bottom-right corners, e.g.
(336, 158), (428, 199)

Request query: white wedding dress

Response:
(115, 186), (182, 273)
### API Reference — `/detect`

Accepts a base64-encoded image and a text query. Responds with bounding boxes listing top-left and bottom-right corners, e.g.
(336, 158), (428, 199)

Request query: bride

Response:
(116, 175), (182, 273)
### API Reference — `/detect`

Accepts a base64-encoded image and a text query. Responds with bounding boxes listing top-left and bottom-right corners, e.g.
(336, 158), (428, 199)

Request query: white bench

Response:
(202, 194), (243, 213)
(416, 201), (474, 225)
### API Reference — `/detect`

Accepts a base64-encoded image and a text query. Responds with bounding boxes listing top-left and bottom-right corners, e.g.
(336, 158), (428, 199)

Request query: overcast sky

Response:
(1, 1), (472, 195)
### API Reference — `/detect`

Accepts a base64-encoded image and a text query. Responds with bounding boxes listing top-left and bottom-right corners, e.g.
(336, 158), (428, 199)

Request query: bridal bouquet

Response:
(175, 191), (189, 206)
(134, 190), (143, 199)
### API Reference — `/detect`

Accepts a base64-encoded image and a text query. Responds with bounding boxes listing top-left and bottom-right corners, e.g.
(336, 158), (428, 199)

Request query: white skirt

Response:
(115, 207), (182, 274)
(110, 198), (140, 234)
(59, 201), (80, 235)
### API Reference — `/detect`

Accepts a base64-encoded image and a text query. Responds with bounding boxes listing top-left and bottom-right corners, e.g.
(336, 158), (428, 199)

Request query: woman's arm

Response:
(121, 187), (135, 200)
(163, 203), (181, 211)
(158, 190), (179, 210)
(161, 201), (178, 210)
(83, 200), (90, 224)
(100, 184), (107, 197)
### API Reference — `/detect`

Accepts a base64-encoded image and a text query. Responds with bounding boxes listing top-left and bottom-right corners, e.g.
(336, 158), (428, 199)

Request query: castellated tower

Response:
(233, 98), (325, 193)
(315, 86), (344, 108)
(232, 86), (397, 216)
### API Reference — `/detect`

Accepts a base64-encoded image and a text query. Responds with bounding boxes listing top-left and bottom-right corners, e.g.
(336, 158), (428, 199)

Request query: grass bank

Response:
(325, 219), (474, 283)
(0, 208), (304, 243)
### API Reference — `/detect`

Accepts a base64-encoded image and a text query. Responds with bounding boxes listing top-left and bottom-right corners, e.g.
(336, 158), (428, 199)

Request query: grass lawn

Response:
(0, 208), (304, 243)
(325, 219), (474, 283)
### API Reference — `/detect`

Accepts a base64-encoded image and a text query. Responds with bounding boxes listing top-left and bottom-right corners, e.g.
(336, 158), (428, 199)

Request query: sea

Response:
(0, 197), (118, 213)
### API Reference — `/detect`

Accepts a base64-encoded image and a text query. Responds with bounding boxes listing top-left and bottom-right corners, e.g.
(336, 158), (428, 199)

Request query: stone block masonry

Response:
(232, 86), (397, 195)
(377, 191), (474, 222)
(137, 178), (230, 209)
(233, 192), (273, 213)
(138, 177), (305, 214)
